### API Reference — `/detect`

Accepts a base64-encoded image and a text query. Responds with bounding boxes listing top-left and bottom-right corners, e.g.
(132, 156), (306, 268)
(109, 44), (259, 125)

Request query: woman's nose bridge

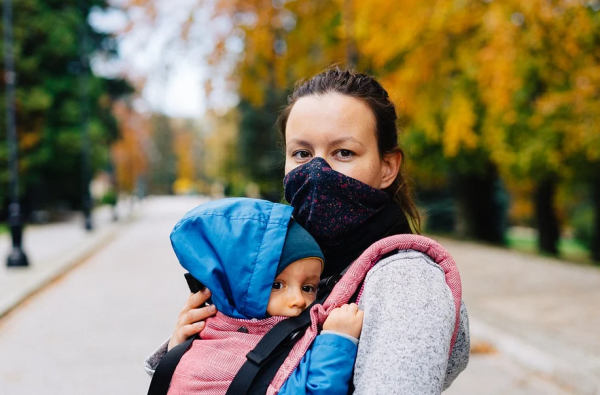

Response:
(311, 154), (338, 172)
(316, 153), (330, 164)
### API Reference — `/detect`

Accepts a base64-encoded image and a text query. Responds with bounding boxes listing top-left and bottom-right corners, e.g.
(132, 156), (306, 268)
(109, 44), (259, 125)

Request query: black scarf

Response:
(320, 203), (413, 278)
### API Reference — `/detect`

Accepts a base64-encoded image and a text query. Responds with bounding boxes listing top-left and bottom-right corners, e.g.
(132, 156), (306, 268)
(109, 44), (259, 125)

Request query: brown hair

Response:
(278, 67), (421, 233)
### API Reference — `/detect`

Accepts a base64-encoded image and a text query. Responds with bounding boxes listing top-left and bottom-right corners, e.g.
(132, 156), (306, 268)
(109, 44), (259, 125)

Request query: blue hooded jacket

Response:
(170, 198), (293, 319)
(170, 198), (358, 395)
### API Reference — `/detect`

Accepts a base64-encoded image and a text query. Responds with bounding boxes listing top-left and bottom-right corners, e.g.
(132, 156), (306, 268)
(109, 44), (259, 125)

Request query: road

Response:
(0, 196), (572, 394)
(0, 196), (204, 394)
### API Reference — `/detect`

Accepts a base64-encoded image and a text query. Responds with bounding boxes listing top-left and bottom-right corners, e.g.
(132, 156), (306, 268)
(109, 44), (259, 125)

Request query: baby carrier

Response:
(148, 233), (462, 395)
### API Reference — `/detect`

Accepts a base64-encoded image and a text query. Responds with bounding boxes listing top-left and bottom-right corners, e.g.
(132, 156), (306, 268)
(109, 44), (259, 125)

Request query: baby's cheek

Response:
(266, 296), (277, 315)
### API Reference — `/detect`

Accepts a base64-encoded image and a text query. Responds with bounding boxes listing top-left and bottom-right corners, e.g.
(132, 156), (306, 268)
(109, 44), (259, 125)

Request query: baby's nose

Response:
(288, 288), (306, 308)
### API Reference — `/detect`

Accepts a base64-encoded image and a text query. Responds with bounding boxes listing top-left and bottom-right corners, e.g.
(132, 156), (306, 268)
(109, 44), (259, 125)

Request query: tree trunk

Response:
(591, 177), (600, 263)
(342, 0), (359, 68)
(453, 163), (507, 244)
(534, 177), (560, 256)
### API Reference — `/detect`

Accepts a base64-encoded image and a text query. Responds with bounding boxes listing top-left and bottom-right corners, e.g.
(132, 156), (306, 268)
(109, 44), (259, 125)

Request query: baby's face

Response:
(266, 258), (322, 317)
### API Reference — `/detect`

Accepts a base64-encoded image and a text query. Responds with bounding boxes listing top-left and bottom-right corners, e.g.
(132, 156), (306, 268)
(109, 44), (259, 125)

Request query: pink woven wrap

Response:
(266, 234), (462, 395)
(168, 234), (461, 395)
(168, 313), (287, 395)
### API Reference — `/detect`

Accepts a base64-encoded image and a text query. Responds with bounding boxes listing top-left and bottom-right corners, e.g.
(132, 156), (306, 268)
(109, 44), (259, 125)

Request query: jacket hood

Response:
(170, 198), (293, 319)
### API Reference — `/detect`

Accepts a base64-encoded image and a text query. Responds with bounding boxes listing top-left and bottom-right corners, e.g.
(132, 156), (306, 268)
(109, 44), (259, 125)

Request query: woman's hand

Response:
(323, 303), (364, 339)
(167, 289), (217, 351)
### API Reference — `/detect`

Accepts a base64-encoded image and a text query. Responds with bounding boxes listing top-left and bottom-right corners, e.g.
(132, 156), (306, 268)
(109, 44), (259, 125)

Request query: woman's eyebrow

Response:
(287, 138), (314, 150)
(330, 137), (365, 147)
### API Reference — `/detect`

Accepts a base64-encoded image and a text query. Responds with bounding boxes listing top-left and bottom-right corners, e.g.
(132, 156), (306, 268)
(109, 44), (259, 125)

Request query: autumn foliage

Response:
(204, 0), (600, 258)
(122, 0), (600, 260)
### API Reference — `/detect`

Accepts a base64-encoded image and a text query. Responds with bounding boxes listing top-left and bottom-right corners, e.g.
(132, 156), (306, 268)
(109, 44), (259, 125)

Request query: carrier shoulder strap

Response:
(225, 301), (316, 395)
(240, 235), (463, 395)
(147, 333), (199, 395)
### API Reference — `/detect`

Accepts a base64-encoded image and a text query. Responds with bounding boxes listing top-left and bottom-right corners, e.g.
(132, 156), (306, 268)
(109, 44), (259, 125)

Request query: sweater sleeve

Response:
(353, 250), (463, 395)
(278, 333), (358, 395)
(143, 337), (169, 377)
(444, 300), (470, 390)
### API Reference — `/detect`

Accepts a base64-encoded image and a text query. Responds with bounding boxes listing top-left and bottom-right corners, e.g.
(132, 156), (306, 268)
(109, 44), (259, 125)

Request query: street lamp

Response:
(79, 0), (92, 231)
(4, 0), (29, 267)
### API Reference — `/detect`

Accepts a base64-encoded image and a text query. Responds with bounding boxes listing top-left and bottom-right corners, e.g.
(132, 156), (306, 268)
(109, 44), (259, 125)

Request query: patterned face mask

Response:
(283, 157), (390, 247)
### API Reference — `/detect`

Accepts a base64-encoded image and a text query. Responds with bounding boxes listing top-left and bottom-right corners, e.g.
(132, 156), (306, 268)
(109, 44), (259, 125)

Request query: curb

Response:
(0, 210), (138, 320)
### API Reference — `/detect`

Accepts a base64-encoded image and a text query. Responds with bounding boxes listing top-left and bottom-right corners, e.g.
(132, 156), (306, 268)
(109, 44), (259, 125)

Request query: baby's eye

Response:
(302, 285), (316, 293)
(272, 281), (284, 290)
(292, 150), (312, 160)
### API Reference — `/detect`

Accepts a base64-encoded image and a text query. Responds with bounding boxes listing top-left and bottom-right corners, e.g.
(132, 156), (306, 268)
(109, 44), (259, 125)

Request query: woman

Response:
(145, 68), (470, 394)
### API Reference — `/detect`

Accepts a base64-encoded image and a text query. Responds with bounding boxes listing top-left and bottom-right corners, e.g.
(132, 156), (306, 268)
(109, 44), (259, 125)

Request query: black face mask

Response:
(283, 157), (391, 248)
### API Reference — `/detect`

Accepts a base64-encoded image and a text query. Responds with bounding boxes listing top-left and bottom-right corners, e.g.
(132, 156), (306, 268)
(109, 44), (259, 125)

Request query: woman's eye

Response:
(292, 150), (312, 160)
(334, 149), (354, 159)
(302, 285), (316, 293)
(272, 281), (283, 290)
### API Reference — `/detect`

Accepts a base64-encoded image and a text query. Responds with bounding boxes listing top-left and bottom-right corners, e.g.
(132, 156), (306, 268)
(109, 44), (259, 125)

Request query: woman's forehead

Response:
(286, 93), (376, 145)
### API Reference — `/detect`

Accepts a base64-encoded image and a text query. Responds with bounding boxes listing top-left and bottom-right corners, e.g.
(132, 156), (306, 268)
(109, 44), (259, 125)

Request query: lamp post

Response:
(4, 0), (29, 267)
(79, 0), (92, 231)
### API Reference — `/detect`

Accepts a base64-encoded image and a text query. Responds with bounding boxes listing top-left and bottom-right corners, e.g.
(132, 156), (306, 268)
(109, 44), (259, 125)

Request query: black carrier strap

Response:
(229, 260), (380, 395)
(147, 273), (208, 395)
(225, 302), (315, 395)
(147, 333), (199, 395)
(148, 257), (392, 395)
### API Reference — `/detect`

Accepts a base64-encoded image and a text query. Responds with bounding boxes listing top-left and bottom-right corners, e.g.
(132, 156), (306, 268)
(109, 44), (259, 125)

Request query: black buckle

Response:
(245, 329), (304, 366)
(246, 350), (265, 366)
(282, 330), (302, 346)
(317, 274), (342, 300)
(326, 274), (342, 288)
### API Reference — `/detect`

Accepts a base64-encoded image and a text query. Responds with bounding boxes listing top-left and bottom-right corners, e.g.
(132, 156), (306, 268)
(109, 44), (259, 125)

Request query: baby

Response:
(166, 198), (363, 395)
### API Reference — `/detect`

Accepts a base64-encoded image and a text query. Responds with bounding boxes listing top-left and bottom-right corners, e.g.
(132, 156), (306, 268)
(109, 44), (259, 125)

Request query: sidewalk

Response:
(0, 201), (138, 319)
(439, 237), (600, 395)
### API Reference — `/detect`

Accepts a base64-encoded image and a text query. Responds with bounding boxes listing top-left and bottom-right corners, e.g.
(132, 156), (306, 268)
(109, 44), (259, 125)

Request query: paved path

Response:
(440, 238), (600, 394)
(0, 196), (595, 394)
(445, 353), (573, 395)
(0, 196), (207, 394)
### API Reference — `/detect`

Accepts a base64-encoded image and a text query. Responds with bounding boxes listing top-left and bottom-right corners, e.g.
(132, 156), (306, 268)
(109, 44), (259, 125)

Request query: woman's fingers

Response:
(181, 321), (206, 338)
(169, 308), (214, 351)
(169, 291), (217, 351)
(182, 288), (211, 313)
(181, 304), (217, 326)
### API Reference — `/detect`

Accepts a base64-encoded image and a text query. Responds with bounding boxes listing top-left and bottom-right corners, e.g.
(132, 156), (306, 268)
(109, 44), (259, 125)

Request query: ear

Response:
(380, 151), (402, 190)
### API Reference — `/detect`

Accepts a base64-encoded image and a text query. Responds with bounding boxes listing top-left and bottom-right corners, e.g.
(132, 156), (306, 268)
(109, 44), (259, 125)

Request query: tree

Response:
(149, 114), (177, 194)
(352, 0), (600, 252)
(123, 0), (600, 258)
(111, 100), (152, 196)
(0, 0), (130, 215)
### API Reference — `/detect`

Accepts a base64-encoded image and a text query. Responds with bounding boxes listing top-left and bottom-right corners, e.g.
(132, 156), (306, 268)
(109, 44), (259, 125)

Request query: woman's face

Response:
(284, 92), (400, 189)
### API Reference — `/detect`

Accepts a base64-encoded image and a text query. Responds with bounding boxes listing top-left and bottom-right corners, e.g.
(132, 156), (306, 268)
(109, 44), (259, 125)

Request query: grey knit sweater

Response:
(144, 249), (470, 394)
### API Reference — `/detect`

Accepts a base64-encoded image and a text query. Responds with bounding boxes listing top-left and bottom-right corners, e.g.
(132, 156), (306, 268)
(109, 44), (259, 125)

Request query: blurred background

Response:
(0, 0), (599, 394)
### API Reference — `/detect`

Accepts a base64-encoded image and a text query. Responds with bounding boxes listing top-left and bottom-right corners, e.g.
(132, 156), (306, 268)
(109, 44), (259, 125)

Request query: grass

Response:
(0, 223), (8, 235)
(506, 227), (592, 264)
